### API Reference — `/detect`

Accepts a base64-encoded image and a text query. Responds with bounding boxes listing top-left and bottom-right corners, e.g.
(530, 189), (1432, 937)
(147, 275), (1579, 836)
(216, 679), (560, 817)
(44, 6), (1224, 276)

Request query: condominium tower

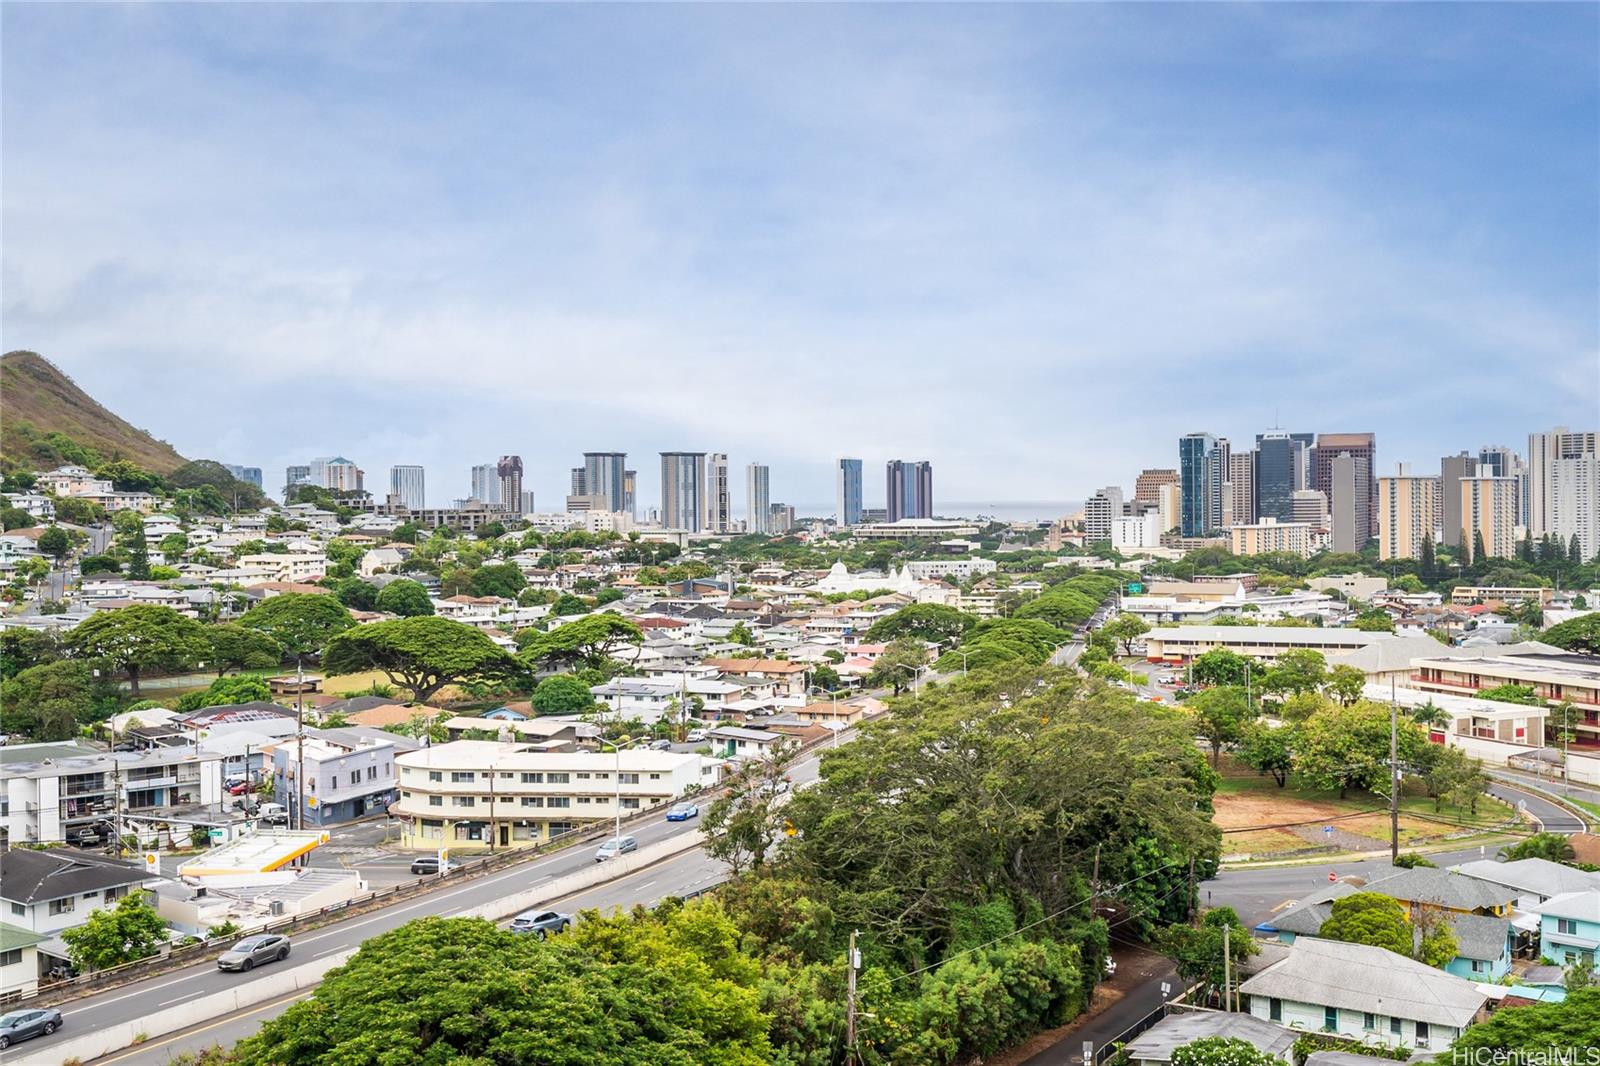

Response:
(836, 458), (864, 526)
(390, 465), (426, 511)
(659, 452), (706, 532)
(746, 463), (771, 534)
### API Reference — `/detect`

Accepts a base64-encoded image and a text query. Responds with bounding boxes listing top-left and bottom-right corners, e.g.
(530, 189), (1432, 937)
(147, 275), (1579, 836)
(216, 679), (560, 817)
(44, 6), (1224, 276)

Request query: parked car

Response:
(509, 909), (572, 938)
(226, 779), (254, 796)
(665, 802), (699, 821)
(0, 1007), (62, 1049)
(756, 778), (791, 797)
(594, 835), (638, 862)
(410, 856), (442, 875)
(216, 934), (291, 972)
(649, 738), (673, 750)
(257, 803), (289, 826)
(686, 729), (707, 742)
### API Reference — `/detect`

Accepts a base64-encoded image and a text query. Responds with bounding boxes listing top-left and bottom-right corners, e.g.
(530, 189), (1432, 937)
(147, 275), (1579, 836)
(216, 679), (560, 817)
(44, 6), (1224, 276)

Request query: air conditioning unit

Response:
(269, 900), (285, 916)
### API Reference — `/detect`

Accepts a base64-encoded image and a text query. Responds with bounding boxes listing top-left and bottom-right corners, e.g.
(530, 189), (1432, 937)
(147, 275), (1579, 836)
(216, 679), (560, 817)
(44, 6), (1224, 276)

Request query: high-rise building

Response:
(498, 456), (524, 513)
(390, 465), (426, 511)
(1460, 476), (1518, 563)
(1156, 483), (1182, 535)
(306, 456), (364, 494)
(746, 463), (771, 535)
(520, 490), (537, 514)
(1311, 433), (1377, 538)
(1328, 451), (1370, 554)
(769, 503), (797, 534)
(885, 460), (933, 522)
(569, 467), (588, 496)
(470, 464), (500, 506)
(660, 452), (706, 532)
(224, 464), (263, 490)
(283, 465), (312, 500)
(1378, 468), (1441, 561)
(1223, 452), (1255, 528)
(1083, 487), (1125, 543)
(1552, 453), (1599, 563)
(1527, 427), (1598, 550)
(1133, 469), (1179, 503)
(1440, 452), (1478, 548)
(622, 470), (637, 518)
(1253, 432), (1306, 523)
(836, 458), (864, 526)
(1290, 489), (1328, 526)
(1229, 517), (1316, 559)
(581, 453), (628, 513)
(704, 454), (731, 533)
(1179, 433), (1218, 537)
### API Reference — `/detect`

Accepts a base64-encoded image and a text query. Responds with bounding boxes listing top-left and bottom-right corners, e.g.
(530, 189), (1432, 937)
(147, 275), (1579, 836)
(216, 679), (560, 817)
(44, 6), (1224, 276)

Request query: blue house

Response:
(1534, 891), (1600, 968)
(1441, 911), (1514, 981)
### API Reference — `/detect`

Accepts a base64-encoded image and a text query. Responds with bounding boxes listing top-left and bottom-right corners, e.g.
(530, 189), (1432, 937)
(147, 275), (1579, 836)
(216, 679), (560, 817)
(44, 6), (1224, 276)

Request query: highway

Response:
(24, 741), (840, 1065)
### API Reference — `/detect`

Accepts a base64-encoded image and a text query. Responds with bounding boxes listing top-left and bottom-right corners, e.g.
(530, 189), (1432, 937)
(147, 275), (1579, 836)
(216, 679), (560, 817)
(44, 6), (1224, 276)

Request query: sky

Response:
(3, 3), (1597, 516)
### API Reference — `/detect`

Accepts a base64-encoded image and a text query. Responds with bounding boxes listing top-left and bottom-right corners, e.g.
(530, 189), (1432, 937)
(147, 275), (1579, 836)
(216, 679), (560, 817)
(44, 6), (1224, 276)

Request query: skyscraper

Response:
(1223, 452), (1255, 528)
(1378, 468), (1441, 561)
(470, 463), (500, 505)
(224, 464), (263, 490)
(390, 465), (426, 511)
(1253, 432), (1306, 523)
(885, 460), (933, 522)
(283, 465), (311, 500)
(746, 463), (771, 534)
(660, 452), (706, 532)
(581, 453), (628, 513)
(309, 457), (364, 494)
(623, 470), (637, 517)
(1083, 487), (1124, 543)
(1311, 433), (1377, 538)
(1527, 427), (1599, 548)
(498, 456), (524, 513)
(704, 453), (731, 532)
(1460, 476), (1518, 563)
(1179, 433), (1218, 537)
(1328, 451), (1370, 553)
(1440, 452), (1478, 548)
(836, 458), (864, 526)
(1133, 469), (1179, 503)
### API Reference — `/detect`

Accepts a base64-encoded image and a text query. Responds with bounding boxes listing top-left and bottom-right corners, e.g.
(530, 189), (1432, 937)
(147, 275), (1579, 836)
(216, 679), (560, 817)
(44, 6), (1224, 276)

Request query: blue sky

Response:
(3, 4), (1596, 514)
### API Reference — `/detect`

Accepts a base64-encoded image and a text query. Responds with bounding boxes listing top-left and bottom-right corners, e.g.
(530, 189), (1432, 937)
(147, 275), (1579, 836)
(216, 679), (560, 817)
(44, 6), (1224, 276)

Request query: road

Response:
(17, 523), (107, 616)
(27, 741), (840, 1065)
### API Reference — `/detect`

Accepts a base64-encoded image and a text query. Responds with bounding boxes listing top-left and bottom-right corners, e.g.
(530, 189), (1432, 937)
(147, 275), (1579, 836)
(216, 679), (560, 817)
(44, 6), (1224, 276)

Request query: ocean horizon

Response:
(791, 501), (1082, 524)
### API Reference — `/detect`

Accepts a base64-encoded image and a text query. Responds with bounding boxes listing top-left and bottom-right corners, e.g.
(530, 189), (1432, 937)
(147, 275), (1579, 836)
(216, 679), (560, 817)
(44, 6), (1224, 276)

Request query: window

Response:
(451, 772), (475, 783)
(500, 772), (514, 779)
(649, 773), (661, 780)
(547, 797), (571, 808)
(1390, 1017), (1401, 1036)
(1471, 959), (1487, 974)
(547, 773), (570, 784)
(1323, 1006), (1337, 1032)
(1268, 998), (1281, 1022)
(521, 773), (543, 784)
(429, 771), (442, 782)
(429, 796), (443, 807)
(594, 773), (609, 781)
(577, 773), (591, 780)
(49, 897), (75, 916)
(620, 798), (640, 810)
(0, 949), (20, 967)
(367, 766), (378, 781)
(1415, 1021), (1430, 1048)
(457, 796), (475, 807)
(1558, 918), (1579, 935)
(619, 773), (639, 784)
(521, 797), (543, 807)
(9, 902), (24, 917)
(1363, 1012), (1376, 1031)
(578, 797), (592, 804)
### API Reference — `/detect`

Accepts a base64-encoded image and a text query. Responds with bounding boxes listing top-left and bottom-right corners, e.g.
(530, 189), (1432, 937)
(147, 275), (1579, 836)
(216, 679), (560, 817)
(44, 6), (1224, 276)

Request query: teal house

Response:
(1534, 891), (1600, 968)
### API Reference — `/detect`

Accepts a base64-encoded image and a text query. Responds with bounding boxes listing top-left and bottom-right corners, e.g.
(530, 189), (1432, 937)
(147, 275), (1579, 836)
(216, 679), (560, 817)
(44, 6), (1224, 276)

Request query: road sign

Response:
(1328, 871), (1338, 883)
(208, 828), (225, 842)
(1323, 825), (1334, 837)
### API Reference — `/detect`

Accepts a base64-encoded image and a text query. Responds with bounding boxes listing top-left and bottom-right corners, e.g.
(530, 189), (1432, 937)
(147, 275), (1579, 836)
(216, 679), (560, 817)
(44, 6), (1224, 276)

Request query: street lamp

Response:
(895, 663), (928, 700)
(597, 736), (644, 843)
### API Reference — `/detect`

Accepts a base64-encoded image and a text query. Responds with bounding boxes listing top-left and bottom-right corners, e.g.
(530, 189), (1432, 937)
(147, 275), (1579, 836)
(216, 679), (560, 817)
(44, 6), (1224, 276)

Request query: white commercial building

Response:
(1112, 512), (1162, 551)
(903, 558), (998, 581)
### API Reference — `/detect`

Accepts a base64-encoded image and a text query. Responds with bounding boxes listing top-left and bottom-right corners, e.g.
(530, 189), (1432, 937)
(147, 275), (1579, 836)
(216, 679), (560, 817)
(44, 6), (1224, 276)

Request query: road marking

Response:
(91, 989), (314, 1065)
(156, 993), (195, 1007)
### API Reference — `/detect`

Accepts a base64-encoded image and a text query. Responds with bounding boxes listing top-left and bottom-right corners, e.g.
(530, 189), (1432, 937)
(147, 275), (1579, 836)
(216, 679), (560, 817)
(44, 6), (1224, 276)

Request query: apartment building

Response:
(1, 741), (224, 845)
(1379, 470), (1442, 561)
(904, 558), (998, 581)
(271, 728), (414, 827)
(1459, 475), (1518, 562)
(1143, 625), (1389, 663)
(1409, 653), (1600, 747)
(1228, 517), (1316, 559)
(393, 741), (717, 851)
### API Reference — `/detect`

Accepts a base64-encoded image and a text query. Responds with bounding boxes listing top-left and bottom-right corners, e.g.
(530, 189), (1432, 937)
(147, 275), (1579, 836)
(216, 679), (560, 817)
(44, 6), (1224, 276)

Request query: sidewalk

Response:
(991, 945), (1177, 1066)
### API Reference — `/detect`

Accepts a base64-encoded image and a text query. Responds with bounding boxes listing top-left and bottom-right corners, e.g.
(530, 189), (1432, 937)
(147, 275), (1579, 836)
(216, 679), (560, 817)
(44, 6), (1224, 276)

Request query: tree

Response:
(532, 674), (594, 715)
(232, 911), (772, 1066)
(204, 623), (283, 676)
(1170, 1037), (1284, 1066)
(0, 660), (98, 740)
(1414, 906), (1459, 969)
(1502, 832), (1576, 864)
(1417, 743), (1489, 814)
(1294, 700), (1425, 799)
(1237, 721), (1294, 787)
(1318, 893), (1412, 956)
(864, 603), (976, 645)
(1449, 987), (1600, 1053)
(240, 593), (355, 659)
(80, 553), (120, 575)
(1, 627), (64, 680)
(323, 616), (518, 703)
(330, 577), (379, 611)
(1479, 683), (1541, 705)
(374, 579), (434, 617)
(1189, 648), (1250, 688)
(1472, 529), (1487, 564)
(157, 532), (189, 559)
(549, 593), (589, 617)
(61, 892), (170, 971)
(1155, 907), (1257, 998)
(810, 664), (842, 692)
(865, 637), (929, 695)
(1101, 613), (1150, 656)
(726, 622), (755, 646)
(705, 742), (801, 875)
(125, 520), (150, 580)
(176, 675), (273, 712)
(37, 525), (70, 559)
(1324, 664), (1367, 706)
(1186, 686), (1254, 767)
(1351, 608), (1394, 633)
(1260, 649), (1326, 696)
(97, 460), (164, 494)
(67, 604), (210, 696)
(1392, 852), (1436, 869)
(1543, 613), (1600, 655)
(469, 562), (525, 599)
(517, 614), (643, 671)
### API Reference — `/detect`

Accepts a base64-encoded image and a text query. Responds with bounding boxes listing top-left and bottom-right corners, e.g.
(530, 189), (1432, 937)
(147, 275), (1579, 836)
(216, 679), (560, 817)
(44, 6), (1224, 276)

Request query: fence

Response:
(1090, 984), (1206, 1065)
(17, 715), (869, 1008)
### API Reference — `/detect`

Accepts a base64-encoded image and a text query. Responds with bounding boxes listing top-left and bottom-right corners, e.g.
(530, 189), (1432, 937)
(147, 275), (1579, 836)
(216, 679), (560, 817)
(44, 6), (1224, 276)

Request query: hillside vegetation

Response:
(1, 350), (189, 474)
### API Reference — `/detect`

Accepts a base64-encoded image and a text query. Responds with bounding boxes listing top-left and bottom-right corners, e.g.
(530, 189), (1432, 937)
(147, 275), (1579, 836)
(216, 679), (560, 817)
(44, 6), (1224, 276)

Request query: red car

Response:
(226, 780), (254, 796)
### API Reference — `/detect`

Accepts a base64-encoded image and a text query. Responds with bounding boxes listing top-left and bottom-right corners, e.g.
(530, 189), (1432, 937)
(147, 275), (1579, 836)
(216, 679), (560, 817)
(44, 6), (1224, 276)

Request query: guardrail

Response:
(1490, 772), (1597, 831)
(17, 713), (875, 1008)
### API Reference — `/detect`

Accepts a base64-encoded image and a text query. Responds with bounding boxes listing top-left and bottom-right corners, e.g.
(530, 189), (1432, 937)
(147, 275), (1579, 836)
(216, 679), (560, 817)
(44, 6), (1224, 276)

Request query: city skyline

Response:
(2, 5), (1594, 507)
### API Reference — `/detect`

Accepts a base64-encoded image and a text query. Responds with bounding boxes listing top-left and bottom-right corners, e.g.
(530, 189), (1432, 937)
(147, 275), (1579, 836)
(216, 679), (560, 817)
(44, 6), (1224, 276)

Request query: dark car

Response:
(216, 934), (291, 972)
(0, 1007), (62, 1049)
(509, 909), (572, 938)
(410, 856), (443, 875)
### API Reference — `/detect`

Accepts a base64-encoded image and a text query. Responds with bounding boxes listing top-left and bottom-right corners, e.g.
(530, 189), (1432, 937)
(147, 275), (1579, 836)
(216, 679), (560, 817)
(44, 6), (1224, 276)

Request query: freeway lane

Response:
(24, 740), (838, 1064)
(91, 840), (737, 1064)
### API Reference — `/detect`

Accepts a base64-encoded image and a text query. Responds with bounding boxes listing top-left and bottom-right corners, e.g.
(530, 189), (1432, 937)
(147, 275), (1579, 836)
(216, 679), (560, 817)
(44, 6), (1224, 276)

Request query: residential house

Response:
(1532, 891), (1600, 968)
(702, 658), (811, 696)
(1363, 867), (1516, 918)
(1238, 936), (1490, 1050)
(272, 728), (417, 826)
(1123, 1011), (1296, 1066)
(1450, 858), (1600, 910)
(706, 726), (786, 761)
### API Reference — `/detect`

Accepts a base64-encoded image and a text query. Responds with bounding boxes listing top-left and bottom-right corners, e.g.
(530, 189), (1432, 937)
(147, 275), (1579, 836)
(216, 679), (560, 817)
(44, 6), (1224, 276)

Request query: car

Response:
(257, 803), (289, 826)
(226, 779), (253, 796)
(0, 1007), (62, 1049)
(510, 909), (572, 937)
(665, 801), (699, 821)
(410, 856), (442, 875)
(756, 778), (791, 797)
(216, 934), (291, 972)
(649, 738), (673, 750)
(594, 835), (638, 862)
(686, 729), (707, 742)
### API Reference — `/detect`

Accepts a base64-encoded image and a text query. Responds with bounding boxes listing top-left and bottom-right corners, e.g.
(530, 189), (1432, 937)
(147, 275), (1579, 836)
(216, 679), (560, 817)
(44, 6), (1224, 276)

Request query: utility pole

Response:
(1389, 678), (1400, 863)
(845, 929), (860, 1066)
(295, 655), (306, 832)
(1091, 844), (1101, 913)
(1188, 855), (1197, 919)
(1222, 923), (1232, 1012)
(489, 752), (498, 853)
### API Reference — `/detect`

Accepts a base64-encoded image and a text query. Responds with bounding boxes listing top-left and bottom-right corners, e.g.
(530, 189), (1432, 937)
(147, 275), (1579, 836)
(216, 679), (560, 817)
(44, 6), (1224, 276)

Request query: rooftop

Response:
(1124, 1011), (1295, 1063)
(1, 847), (155, 904)
(1238, 936), (1487, 1029)
(396, 739), (704, 772)
(177, 830), (330, 877)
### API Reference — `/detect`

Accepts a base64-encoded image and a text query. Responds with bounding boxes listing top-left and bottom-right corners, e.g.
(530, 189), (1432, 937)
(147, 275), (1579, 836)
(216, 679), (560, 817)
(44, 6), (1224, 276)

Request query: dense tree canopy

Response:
(517, 614), (643, 671)
(0, 660), (105, 740)
(1543, 613), (1600, 655)
(532, 674), (595, 715)
(374, 578), (434, 617)
(864, 603), (976, 644)
(1294, 700), (1426, 799)
(469, 562), (526, 599)
(1318, 893), (1412, 956)
(1449, 987), (1600, 1053)
(66, 604), (210, 696)
(240, 592), (355, 658)
(323, 616), (517, 702)
(61, 892), (169, 971)
(204, 623), (283, 676)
